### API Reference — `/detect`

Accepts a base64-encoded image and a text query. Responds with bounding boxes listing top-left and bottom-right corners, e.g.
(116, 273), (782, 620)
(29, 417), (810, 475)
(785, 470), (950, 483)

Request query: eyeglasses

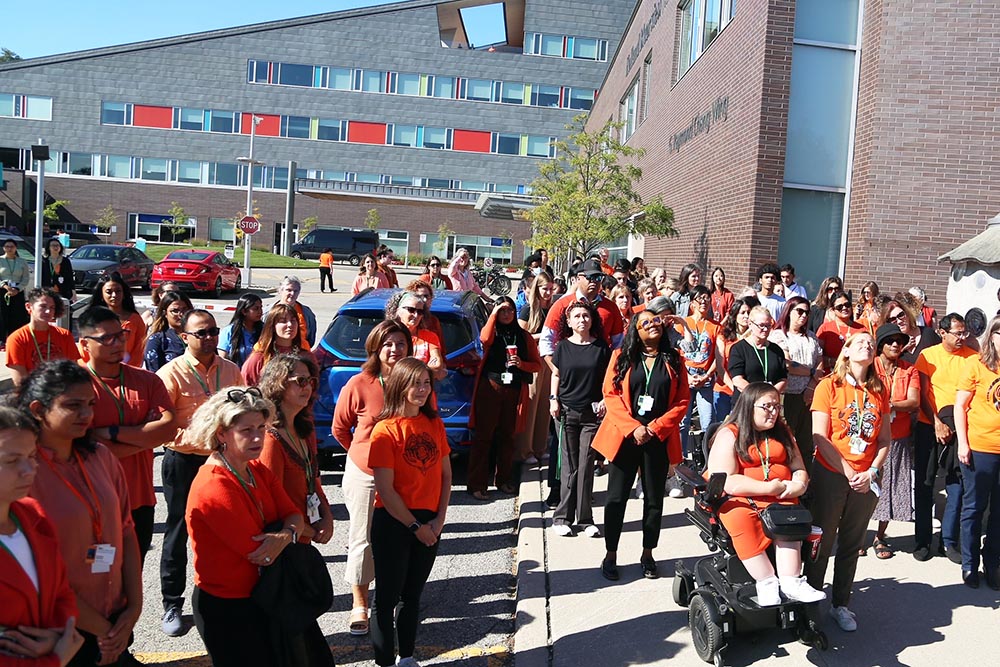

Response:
(227, 387), (262, 403)
(638, 316), (664, 330)
(750, 321), (772, 331)
(184, 327), (221, 339)
(889, 311), (907, 322)
(946, 330), (970, 340)
(288, 375), (318, 389)
(694, 296), (710, 304)
(585, 274), (605, 283)
(754, 403), (783, 414)
(792, 308), (809, 316)
(82, 330), (129, 345)
(833, 303), (851, 311)
(401, 306), (424, 315)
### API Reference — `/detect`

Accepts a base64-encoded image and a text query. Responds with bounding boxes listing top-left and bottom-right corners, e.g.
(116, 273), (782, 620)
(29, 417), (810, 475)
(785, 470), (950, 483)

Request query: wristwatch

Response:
(549, 394), (558, 401)
(408, 521), (422, 533)
(108, 425), (120, 443)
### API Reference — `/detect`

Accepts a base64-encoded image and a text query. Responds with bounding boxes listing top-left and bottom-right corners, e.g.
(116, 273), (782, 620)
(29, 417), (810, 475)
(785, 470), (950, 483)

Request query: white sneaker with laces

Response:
(779, 576), (826, 603)
(755, 577), (781, 606)
(553, 523), (573, 537)
(582, 524), (602, 538)
(829, 605), (858, 632)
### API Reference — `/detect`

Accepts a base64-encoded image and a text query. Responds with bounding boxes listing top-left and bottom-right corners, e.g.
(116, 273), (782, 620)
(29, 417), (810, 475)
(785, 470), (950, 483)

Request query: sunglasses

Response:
(889, 311), (907, 321)
(585, 274), (605, 283)
(885, 337), (909, 347)
(227, 387), (263, 403)
(401, 306), (424, 314)
(693, 296), (710, 304)
(833, 303), (851, 311)
(750, 321), (772, 331)
(792, 308), (809, 316)
(82, 330), (129, 345)
(827, 286), (840, 292)
(429, 263), (441, 267)
(288, 375), (317, 389)
(638, 316), (664, 330)
(946, 330), (970, 340)
(184, 327), (221, 339)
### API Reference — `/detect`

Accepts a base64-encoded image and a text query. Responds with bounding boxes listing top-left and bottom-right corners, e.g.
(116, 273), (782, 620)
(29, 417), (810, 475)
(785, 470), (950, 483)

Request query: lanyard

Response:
(750, 343), (769, 381)
(28, 326), (51, 363)
(640, 353), (659, 395)
(218, 453), (264, 522)
(283, 427), (315, 494)
(88, 365), (125, 425)
(754, 437), (772, 480)
(183, 357), (221, 397)
(42, 450), (105, 543)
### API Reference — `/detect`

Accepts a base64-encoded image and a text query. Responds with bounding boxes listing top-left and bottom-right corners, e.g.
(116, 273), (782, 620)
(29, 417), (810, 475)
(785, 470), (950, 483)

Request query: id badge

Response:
(306, 492), (322, 524)
(638, 394), (654, 416)
(87, 544), (117, 574)
(501, 372), (513, 385)
(869, 479), (881, 497)
(849, 435), (868, 455)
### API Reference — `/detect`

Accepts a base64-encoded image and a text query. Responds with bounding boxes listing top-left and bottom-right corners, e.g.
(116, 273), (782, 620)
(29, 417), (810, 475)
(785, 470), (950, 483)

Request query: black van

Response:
(290, 228), (380, 265)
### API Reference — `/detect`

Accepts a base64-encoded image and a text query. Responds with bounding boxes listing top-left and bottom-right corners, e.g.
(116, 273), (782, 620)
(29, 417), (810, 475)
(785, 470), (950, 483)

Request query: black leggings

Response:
(193, 588), (275, 667)
(132, 505), (154, 561)
(371, 508), (439, 667)
(604, 437), (669, 551)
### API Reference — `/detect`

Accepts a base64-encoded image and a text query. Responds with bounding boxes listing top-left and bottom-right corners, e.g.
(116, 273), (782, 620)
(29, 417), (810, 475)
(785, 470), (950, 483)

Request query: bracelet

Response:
(284, 526), (298, 542)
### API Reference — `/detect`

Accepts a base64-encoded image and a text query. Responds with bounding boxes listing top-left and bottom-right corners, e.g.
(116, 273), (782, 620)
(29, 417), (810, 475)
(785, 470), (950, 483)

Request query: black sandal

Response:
(640, 558), (659, 579)
(601, 558), (619, 581)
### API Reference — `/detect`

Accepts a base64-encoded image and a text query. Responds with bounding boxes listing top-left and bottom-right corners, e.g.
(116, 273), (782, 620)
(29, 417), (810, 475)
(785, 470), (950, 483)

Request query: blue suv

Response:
(312, 289), (487, 454)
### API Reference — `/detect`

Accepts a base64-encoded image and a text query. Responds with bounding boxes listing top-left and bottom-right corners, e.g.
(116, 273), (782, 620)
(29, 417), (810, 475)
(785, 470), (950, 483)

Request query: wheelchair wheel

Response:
(672, 567), (693, 607)
(689, 594), (723, 663)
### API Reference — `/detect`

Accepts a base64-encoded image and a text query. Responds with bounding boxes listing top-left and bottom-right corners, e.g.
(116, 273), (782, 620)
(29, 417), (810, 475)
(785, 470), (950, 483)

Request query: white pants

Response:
(342, 456), (376, 587)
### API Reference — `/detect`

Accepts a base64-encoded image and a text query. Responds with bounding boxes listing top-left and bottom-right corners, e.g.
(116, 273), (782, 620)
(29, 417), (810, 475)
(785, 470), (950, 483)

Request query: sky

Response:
(4, 0), (505, 60)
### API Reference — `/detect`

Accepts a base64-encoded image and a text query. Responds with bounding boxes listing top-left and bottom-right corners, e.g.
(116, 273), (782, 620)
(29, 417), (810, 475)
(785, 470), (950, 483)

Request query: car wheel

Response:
(212, 278), (223, 299)
(142, 273), (152, 291)
(349, 255), (361, 266)
(291, 251), (303, 260)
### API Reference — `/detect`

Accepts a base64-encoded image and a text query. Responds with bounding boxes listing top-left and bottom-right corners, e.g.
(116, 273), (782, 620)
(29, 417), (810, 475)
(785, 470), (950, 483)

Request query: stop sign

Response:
(237, 215), (260, 235)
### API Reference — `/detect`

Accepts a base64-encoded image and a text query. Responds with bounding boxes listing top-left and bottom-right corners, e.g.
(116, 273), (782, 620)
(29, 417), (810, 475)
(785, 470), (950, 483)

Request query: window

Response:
(105, 155), (132, 178)
(139, 157), (168, 181)
(540, 34), (564, 56)
(209, 217), (236, 243)
(67, 152), (93, 175)
(396, 73), (420, 96)
(175, 160), (203, 184)
(495, 133), (520, 155)
(500, 82), (524, 105)
(101, 102), (131, 126)
(465, 79), (493, 102)
(355, 173), (381, 184)
(431, 76), (455, 99)
(526, 32), (606, 60)
(678, 0), (735, 78)
(209, 111), (238, 133)
(360, 70), (385, 92)
(176, 107), (204, 131)
(573, 37), (599, 60)
(0, 94), (14, 118)
(388, 175), (419, 186)
(619, 77), (639, 142)
(330, 67), (352, 90)
(277, 63), (313, 87)
(568, 88), (595, 111)
(211, 162), (240, 186)
(248, 60), (269, 83)
(458, 181), (488, 191)
(531, 85), (560, 108)
(391, 124), (418, 147)
(129, 212), (195, 244)
(526, 135), (552, 158)
(24, 96), (52, 121)
(641, 54), (652, 121)
(281, 115), (310, 139)
(425, 178), (451, 189)
(423, 126), (449, 150)
(317, 118), (344, 141)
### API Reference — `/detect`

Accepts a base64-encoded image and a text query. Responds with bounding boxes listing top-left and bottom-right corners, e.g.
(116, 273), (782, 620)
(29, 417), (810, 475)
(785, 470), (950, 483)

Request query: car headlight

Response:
(86, 269), (108, 275)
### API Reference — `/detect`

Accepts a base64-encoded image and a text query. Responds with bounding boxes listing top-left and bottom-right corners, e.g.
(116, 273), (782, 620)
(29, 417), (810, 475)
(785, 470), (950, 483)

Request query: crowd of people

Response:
(0, 238), (993, 666)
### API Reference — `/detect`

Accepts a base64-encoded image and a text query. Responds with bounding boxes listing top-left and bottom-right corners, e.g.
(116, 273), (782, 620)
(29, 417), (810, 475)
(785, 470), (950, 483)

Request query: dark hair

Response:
(813, 276), (843, 309)
(322, 247), (333, 254)
(677, 263), (702, 295)
(258, 353), (318, 439)
(425, 255), (443, 269)
(361, 320), (414, 377)
(613, 309), (682, 391)
(376, 357), (438, 420)
(377, 250), (390, 260)
(711, 267), (727, 292)
(631, 257), (644, 271)
(182, 308), (214, 330)
(721, 296), (760, 342)
(17, 360), (95, 455)
(558, 301), (606, 342)
(0, 405), (38, 435)
(829, 290), (853, 317)
(43, 237), (65, 259)
(553, 277), (567, 295)
(256, 304), (301, 362)
(227, 293), (264, 367)
(93, 272), (138, 315)
(939, 312), (965, 333)
(149, 291), (193, 335)
(778, 296), (811, 334)
(717, 382), (797, 465)
(26, 287), (65, 319)
(690, 284), (711, 301)
(879, 297), (916, 331)
(757, 262), (781, 281)
(780, 264), (795, 276)
(78, 306), (120, 334)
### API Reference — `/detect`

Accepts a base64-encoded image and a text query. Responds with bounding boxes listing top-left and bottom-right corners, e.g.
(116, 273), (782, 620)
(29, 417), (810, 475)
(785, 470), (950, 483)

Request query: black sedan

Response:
(70, 244), (156, 291)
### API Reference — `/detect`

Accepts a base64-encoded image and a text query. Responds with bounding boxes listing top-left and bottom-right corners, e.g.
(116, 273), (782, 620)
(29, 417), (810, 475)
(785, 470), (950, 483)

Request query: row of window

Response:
(522, 32), (609, 61)
(100, 102), (557, 158)
(678, 0), (736, 78)
(246, 60), (597, 111)
(24, 148), (528, 194)
(0, 92), (53, 121)
(619, 55), (653, 142)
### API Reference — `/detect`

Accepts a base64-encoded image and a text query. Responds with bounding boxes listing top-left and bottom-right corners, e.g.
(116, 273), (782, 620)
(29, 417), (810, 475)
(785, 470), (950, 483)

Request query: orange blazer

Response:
(0, 499), (78, 667)
(591, 348), (690, 464)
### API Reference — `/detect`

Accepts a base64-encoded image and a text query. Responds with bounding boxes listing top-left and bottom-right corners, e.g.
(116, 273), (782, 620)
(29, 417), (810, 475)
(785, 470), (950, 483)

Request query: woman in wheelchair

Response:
(706, 381), (825, 606)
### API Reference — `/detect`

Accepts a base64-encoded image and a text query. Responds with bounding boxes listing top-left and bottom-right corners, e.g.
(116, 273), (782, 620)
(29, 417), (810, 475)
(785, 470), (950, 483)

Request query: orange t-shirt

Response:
(816, 319), (866, 360)
(874, 358), (919, 440)
(957, 356), (1000, 454)
(714, 338), (739, 395)
(368, 413), (450, 512)
(811, 375), (889, 473)
(6, 324), (80, 372)
(681, 317), (720, 373)
(914, 344), (978, 424)
(258, 427), (328, 533)
(412, 329), (442, 365)
(319, 252), (334, 268)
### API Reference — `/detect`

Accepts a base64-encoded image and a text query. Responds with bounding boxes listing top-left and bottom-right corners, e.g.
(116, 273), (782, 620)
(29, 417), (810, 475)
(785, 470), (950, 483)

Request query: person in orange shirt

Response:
(270, 276), (317, 348)
(389, 291), (446, 380)
(368, 358), (452, 667)
(815, 291), (866, 368)
(318, 247), (337, 293)
(805, 332), (891, 632)
(376, 249), (399, 288)
(6, 288), (80, 386)
(241, 304), (318, 386)
(405, 280), (446, 356)
(84, 273), (146, 368)
(353, 255), (390, 295)
(955, 315), (1000, 589)
(679, 285), (719, 459)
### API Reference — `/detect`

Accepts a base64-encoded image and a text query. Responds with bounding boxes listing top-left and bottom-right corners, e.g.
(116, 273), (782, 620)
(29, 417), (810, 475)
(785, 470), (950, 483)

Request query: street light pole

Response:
(238, 115), (263, 287)
(31, 139), (49, 289)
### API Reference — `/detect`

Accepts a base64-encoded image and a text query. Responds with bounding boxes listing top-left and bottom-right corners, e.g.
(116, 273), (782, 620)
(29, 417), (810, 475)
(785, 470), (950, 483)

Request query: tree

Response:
(43, 200), (70, 223)
(435, 223), (454, 256)
(166, 202), (193, 244)
(364, 208), (381, 231)
(527, 114), (676, 261)
(93, 204), (119, 233)
(301, 215), (318, 234)
(232, 201), (260, 244)
(0, 48), (21, 63)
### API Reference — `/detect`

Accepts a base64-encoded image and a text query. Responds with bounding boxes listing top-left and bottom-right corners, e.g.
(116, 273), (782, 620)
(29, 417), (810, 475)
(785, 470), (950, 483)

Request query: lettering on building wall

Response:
(669, 96), (729, 152)
(626, 0), (664, 72)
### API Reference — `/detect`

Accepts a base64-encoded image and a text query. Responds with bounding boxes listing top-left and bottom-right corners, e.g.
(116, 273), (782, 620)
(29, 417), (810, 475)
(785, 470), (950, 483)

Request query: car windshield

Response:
(72, 246), (120, 261)
(167, 252), (211, 262)
(322, 310), (475, 359)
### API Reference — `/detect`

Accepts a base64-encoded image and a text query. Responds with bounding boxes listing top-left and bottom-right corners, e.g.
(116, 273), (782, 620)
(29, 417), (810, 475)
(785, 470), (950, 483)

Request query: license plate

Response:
(174, 268), (187, 274)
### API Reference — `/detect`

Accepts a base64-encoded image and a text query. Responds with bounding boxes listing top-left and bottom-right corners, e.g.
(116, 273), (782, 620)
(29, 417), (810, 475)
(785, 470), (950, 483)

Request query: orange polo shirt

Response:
(957, 356), (1000, 454)
(157, 352), (244, 454)
(6, 323), (79, 372)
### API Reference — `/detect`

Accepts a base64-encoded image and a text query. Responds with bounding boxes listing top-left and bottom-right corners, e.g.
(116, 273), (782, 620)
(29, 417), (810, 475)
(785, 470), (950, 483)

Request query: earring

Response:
(217, 441), (226, 452)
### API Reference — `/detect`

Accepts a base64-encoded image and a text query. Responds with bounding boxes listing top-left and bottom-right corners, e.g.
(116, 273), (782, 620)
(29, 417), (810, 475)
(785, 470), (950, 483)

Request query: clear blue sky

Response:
(5, 0), (505, 59)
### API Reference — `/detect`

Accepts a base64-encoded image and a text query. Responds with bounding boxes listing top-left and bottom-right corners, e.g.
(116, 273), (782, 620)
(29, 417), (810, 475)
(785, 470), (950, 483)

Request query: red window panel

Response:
(453, 129), (491, 153)
(132, 104), (173, 129)
(348, 121), (387, 145)
(241, 113), (280, 136)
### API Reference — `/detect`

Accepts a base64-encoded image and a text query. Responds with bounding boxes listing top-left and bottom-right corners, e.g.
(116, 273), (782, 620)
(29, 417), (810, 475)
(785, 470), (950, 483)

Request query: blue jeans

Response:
(960, 451), (1000, 573)
(681, 386), (714, 458)
(713, 391), (732, 423)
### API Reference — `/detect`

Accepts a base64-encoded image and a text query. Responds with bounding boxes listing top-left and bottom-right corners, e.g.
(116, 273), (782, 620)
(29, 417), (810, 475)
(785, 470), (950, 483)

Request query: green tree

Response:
(93, 204), (119, 232)
(166, 202), (193, 244)
(301, 215), (318, 234)
(527, 114), (675, 261)
(43, 199), (70, 223)
(232, 201), (260, 244)
(364, 208), (381, 231)
(435, 223), (454, 256)
(0, 48), (21, 63)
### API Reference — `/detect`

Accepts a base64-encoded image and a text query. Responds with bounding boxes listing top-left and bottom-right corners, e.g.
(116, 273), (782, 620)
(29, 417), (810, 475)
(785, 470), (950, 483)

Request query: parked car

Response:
(152, 250), (242, 297)
(290, 228), (379, 264)
(0, 234), (36, 275)
(312, 288), (487, 454)
(68, 244), (155, 291)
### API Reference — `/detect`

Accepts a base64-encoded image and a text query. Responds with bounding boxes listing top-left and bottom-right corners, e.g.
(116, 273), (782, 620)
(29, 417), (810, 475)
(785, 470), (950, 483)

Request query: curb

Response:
(514, 463), (549, 667)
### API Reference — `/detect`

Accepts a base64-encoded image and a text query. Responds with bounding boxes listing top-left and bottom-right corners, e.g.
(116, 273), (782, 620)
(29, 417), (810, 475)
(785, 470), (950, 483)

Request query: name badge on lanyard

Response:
(638, 395), (654, 416)
(87, 544), (117, 574)
(306, 492), (322, 524)
(501, 372), (513, 385)
(849, 435), (868, 455)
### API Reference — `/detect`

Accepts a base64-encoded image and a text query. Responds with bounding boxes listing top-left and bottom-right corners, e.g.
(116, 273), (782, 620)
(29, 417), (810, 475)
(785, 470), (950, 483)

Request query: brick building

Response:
(589, 0), (1000, 308)
(0, 0), (632, 264)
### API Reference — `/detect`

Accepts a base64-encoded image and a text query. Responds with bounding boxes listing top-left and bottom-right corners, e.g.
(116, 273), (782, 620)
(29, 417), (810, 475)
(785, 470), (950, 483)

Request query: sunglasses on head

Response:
(83, 330), (129, 345)
(184, 327), (221, 339)
(226, 387), (262, 403)
(288, 375), (317, 389)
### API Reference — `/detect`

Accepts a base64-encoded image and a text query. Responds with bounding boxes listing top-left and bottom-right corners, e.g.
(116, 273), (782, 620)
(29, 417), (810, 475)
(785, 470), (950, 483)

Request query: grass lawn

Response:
(143, 244), (316, 269)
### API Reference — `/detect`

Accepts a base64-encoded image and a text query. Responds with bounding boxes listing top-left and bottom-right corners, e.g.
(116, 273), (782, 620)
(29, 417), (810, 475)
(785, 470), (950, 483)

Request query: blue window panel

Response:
(178, 108), (203, 131)
(501, 82), (524, 105)
(388, 72), (398, 94)
(516, 185), (526, 194)
(495, 133), (520, 155)
(176, 160), (203, 183)
(777, 189), (845, 296)
(0, 93), (13, 118)
(356, 173), (381, 184)
(105, 155), (132, 178)
(361, 70), (385, 92)
(330, 68), (352, 90)
(277, 63), (314, 87)
(466, 79), (492, 101)
(569, 88), (595, 110)
(794, 0), (860, 44)
(209, 111), (237, 134)
(426, 178), (451, 189)
(317, 118), (342, 141)
(281, 115), (310, 139)
(532, 85), (560, 108)
(395, 124), (421, 147)
(397, 73), (420, 96)
(415, 126), (424, 147)
(599, 40), (608, 61)
(101, 102), (128, 125)
(573, 37), (600, 60)
(212, 163), (239, 186)
(352, 70), (363, 91)
(137, 213), (172, 224)
(540, 33), (563, 56)
(433, 76), (456, 98)
(424, 127), (447, 149)
(314, 67), (325, 88)
(526, 135), (551, 158)
(566, 36), (575, 57)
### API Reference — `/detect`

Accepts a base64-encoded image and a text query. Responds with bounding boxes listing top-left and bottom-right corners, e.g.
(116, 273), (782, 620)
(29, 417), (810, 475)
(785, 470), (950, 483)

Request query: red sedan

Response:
(152, 250), (242, 297)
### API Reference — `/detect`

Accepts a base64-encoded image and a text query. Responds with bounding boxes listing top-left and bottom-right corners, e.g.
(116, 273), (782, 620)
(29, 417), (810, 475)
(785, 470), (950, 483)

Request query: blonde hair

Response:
(831, 332), (884, 394)
(186, 390), (275, 452)
(609, 285), (632, 308)
(525, 271), (553, 333)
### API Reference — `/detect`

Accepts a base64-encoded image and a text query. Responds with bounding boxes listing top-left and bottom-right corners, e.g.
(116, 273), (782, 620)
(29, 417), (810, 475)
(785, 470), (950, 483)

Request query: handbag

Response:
(759, 503), (813, 541)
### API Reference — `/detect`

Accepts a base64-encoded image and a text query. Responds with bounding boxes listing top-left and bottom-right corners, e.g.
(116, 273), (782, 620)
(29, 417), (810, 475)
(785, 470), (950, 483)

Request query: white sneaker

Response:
(668, 487), (684, 499)
(829, 605), (857, 632)
(755, 576), (781, 606)
(582, 524), (602, 538)
(553, 523), (573, 536)
(397, 657), (421, 667)
(779, 576), (826, 603)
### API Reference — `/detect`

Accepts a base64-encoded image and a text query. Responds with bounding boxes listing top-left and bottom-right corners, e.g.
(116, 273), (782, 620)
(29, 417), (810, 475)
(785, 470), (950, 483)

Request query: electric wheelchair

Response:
(671, 452), (829, 666)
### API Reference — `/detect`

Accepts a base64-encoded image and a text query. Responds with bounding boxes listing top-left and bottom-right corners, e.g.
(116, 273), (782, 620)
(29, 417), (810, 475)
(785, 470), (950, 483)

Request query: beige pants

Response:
(515, 362), (552, 460)
(342, 455), (376, 587)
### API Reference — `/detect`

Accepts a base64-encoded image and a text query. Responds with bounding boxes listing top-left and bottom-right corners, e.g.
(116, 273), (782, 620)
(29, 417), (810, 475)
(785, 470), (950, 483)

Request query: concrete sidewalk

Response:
(514, 462), (1000, 667)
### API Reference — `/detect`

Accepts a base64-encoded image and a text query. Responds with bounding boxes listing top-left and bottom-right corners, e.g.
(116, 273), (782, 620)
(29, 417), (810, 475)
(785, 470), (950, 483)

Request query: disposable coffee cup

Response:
(808, 525), (823, 560)
(506, 344), (518, 365)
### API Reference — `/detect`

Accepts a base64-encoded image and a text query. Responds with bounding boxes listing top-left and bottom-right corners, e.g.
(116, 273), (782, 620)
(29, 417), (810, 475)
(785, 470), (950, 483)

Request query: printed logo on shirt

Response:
(988, 377), (1000, 413)
(403, 431), (438, 473)
(685, 330), (713, 367)
(838, 394), (879, 440)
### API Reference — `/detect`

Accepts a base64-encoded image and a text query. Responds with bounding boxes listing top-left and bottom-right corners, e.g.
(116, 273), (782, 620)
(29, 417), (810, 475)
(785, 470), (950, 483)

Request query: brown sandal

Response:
(873, 538), (894, 560)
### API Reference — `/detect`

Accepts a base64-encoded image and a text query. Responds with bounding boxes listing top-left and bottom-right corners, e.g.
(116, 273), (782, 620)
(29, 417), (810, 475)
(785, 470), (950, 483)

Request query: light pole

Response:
(236, 114), (263, 287)
(30, 139), (49, 288)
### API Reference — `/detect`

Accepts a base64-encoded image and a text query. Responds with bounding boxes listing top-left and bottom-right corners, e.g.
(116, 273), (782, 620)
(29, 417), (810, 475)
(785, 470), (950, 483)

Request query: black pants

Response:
(604, 437), (669, 551)
(161, 450), (208, 611)
(546, 419), (560, 494)
(468, 379), (520, 492)
(68, 610), (131, 666)
(0, 290), (27, 341)
(553, 406), (598, 526)
(914, 421), (963, 549)
(132, 505), (154, 561)
(371, 508), (439, 667)
(193, 587), (275, 667)
(319, 267), (334, 292)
